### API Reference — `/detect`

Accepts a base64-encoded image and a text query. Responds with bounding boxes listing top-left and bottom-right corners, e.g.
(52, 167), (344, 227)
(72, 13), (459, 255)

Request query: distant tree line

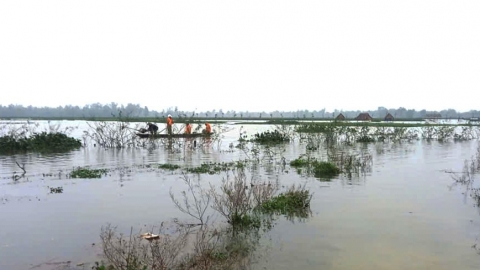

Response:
(0, 103), (478, 119)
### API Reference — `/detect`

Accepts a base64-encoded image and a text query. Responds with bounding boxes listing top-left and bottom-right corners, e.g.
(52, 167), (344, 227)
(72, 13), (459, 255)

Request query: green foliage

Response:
(185, 162), (244, 174)
(70, 167), (108, 178)
(259, 188), (312, 217)
(251, 130), (290, 144)
(290, 157), (310, 167)
(296, 123), (337, 133)
(230, 213), (262, 229)
(356, 136), (375, 143)
(290, 155), (341, 179)
(156, 163), (181, 170)
(313, 161), (341, 177)
(0, 132), (82, 153)
(296, 122), (473, 132)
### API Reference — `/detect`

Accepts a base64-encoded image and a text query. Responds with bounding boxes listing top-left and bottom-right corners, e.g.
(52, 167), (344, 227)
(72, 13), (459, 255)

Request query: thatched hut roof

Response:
(355, 113), (372, 121)
(384, 113), (394, 121)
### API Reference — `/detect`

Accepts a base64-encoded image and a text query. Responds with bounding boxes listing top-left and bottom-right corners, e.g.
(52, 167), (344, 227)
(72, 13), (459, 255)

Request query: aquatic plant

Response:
(0, 132), (82, 153)
(251, 130), (290, 144)
(209, 169), (279, 229)
(420, 125), (456, 141)
(290, 156), (311, 167)
(91, 262), (112, 270)
(170, 174), (211, 226)
(445, 144), (480, 254)
(84, 121), (142, 148)
(454, 126), (476, 141)
(98, 169), (313, 270)
(258, 184), (312, 219)
(291, 150), (372, 180)
(296, 122), (480, 143)
(290, 155), (340, 176)
(83, 111), (144, 148)
(185, 162), (244, 175)
(156, 164), (181, 170)
(69, 167), (108, 178)
(354, 126), (374, 143)
(313, 161), (341, 177)
(99, 222), (263, 270)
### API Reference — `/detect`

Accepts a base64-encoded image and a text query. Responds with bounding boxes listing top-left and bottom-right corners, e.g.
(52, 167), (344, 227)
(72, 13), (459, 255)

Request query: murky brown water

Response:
(1, 121), (479, 270)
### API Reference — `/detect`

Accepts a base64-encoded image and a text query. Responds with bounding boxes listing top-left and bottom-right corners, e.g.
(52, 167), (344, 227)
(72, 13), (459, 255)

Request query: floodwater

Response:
(0, 120), (479, 270)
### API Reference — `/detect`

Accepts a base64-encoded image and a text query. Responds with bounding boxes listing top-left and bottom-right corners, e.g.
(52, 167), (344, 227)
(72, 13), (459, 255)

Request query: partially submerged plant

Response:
(448, 144), (480, 206)
(251, 130), (290, 145)
(209, 169), (279, 229)
(98, 169), (314, 270)
(312, 161), (341, 178)
(185, 162), (244, 175)
(0, 132), (82, 153)
(69, 167), (108, 178)
(156, 164), (181, 170)
(170, 174), (211, 226)
(258, 184), (312, 220)
(290, 150), (372, 180)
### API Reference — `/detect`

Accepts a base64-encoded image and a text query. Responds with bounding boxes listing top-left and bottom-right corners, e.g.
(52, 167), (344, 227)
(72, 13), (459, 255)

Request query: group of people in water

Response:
(142, 114), (212, 135)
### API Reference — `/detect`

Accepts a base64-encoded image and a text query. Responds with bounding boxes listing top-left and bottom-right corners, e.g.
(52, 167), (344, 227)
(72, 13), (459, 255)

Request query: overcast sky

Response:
(1, 1), (479, 113)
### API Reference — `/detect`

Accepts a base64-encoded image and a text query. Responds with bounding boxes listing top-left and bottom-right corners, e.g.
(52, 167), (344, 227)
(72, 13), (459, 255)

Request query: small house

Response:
(335, 113), (346, 121)
(384, 113), (394, 121)
(355, 113), (373, 121)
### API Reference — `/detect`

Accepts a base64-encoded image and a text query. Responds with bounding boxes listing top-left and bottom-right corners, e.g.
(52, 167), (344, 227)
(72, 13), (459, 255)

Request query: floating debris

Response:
(139, 233), (160, 240)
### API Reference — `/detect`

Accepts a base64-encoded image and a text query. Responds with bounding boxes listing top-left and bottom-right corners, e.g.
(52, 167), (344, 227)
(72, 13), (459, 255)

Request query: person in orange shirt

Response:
(184, 122), (192, 134)
(166, 114), (174, 135)
(203, 122), (212, 134)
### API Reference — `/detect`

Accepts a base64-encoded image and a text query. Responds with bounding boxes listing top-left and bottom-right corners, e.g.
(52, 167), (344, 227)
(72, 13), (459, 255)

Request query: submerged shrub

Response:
(313, 161), (341, 177)
(185, 162), (243, 174)
(251, 130), (290, 144)
(0, 132), (82, 153)
(230, 213), (262, 229)
(156, 163), (181, 170)
(259, 185), (312, 217)
(290, 155), (339, 178)
(356, 136), (375, 143)
(69, 167), (108, 178)
(290, 157), (310, 167)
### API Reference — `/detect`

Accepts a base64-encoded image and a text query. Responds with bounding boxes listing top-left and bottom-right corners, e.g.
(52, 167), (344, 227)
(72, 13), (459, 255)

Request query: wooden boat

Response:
(136, 132), (213, 139)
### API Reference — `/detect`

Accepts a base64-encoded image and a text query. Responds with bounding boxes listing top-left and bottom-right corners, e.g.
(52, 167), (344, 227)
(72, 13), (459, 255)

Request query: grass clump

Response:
(313, 161), (341, 177)
(0, 132), (82, 153)
(230, 213), (262, 229)
(290, 155), (342, 180)
(251, 130), (290, 144)
(185, 162), (243, 175)
(156, 163), (181, 170)
(290, 157), (311, 167)
(69, 167), (108, 178)
(259, 185), (312, 217)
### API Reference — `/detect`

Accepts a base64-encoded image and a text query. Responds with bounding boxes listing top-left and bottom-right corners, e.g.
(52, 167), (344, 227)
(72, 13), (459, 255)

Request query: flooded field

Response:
(1, 120), (480, 270)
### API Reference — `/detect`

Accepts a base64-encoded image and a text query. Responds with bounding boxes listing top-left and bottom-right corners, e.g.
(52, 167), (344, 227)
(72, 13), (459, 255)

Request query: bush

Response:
(70, 167), (108, 178)
(0, 132), (82, 153)
(251, 130), (290, 144)
(313, 161), (341, 177)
